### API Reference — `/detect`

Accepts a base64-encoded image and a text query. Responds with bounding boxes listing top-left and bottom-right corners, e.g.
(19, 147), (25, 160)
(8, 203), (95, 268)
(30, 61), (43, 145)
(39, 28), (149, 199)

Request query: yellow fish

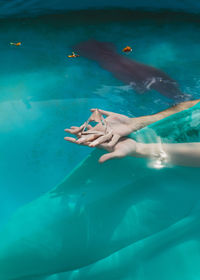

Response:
(68, 52), (80, 58)
(122, 46), (132, 53)
(10, 42), (22, 46)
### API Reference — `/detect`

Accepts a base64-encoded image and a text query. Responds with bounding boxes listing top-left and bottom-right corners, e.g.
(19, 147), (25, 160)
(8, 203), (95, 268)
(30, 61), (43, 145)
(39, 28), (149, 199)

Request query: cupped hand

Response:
(98, 137), (138, 163)
(86, 109), (134, 147)
(65, 109), (138, 148)
(64, 119), (106, 145)
(65, 131), (138, 163)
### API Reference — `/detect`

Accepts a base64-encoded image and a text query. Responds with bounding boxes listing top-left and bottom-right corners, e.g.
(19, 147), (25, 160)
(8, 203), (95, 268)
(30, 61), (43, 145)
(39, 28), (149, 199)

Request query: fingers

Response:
(64, 137), (77, 143)
(98, 135), (120, 150)
(64, 136), (93, 147)
(90, 108), (115, 117)
(64, 128), (76, 133)
(64, 123), (86, 135)
(87, 124), (93, 130)
(81, 130), (104, 136)
(98, 143), (113, 152)
(76, 134), (99, 144)
(99, 151), (122, 163)
(91, 134), (120, 150)
(106, 134), (121, 148)
(89, 132), (113, 147)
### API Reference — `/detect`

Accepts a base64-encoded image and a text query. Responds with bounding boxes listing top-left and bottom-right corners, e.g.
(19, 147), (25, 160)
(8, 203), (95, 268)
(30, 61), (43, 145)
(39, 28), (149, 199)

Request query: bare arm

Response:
(136, 142), (200, 167)
(65, 99), (200, 150)
(98, 138), (200, 166)
(131, 99), (200, 130)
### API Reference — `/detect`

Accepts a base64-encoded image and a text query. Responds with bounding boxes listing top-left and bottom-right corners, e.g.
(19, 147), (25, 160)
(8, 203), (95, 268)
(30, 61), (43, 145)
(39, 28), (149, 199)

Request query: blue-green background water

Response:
(1, 10), (200, 225)
(0, 8), (200, 280)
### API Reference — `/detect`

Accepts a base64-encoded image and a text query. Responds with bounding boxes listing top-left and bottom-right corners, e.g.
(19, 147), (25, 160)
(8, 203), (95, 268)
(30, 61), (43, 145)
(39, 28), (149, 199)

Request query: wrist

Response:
(135, 142), (168, 159)
(130, 115), (155, 131)
(134, 142), (147, 158)
(135, 142), (158, 158)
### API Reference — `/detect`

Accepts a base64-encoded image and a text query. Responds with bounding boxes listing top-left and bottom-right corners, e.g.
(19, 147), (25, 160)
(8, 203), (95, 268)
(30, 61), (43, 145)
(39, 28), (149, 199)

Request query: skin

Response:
(65, 99), (200, 166)
(138, 142), (200, 167)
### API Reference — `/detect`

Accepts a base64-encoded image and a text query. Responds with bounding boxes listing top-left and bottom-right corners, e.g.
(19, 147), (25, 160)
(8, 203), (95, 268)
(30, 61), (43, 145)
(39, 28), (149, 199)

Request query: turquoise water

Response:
(1, 0), (200, 17)
(0, 9), (200, 280)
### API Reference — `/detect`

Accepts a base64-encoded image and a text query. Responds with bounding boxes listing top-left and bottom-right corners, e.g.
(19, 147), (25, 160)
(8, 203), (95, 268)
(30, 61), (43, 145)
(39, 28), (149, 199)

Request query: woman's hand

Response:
(98, 137), (138, 163)
(64, 109), (144, 148)
(87, 109), (136, 147)
(65, 131), (138, 163)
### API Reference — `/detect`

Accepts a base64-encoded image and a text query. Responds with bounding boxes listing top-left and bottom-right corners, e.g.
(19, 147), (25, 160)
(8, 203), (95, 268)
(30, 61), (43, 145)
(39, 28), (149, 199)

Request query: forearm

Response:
(131, 99), (200, 129)
(136, 142), (200, 167)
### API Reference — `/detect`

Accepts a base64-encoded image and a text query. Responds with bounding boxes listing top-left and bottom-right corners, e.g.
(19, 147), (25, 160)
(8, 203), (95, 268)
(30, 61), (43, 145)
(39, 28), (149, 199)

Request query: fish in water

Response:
(10, 42), (21, 46)
(73, 40), (188, 101)
(122, 46), (132, 53)
(68, 52), (80, 58)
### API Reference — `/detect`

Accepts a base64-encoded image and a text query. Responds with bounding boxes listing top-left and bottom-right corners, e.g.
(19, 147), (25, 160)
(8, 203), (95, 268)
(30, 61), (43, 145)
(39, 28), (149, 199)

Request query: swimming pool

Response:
(0, 3), (200, 280)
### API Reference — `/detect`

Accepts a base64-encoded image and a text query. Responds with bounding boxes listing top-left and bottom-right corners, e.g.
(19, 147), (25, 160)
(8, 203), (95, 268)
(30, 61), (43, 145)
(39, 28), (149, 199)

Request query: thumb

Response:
(99, 151), (121, 163)
(107, 134), (121, 148)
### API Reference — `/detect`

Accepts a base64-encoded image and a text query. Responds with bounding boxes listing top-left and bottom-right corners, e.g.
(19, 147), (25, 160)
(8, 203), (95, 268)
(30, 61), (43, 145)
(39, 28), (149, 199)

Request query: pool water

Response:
(0, 9), (200, 280)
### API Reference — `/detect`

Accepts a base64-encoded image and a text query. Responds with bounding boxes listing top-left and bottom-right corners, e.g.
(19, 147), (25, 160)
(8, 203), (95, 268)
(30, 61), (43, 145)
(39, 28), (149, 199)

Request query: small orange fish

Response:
(122, 46), (132, 53)
(10, 42), (22, 46)
(68, 52), (80, 58)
